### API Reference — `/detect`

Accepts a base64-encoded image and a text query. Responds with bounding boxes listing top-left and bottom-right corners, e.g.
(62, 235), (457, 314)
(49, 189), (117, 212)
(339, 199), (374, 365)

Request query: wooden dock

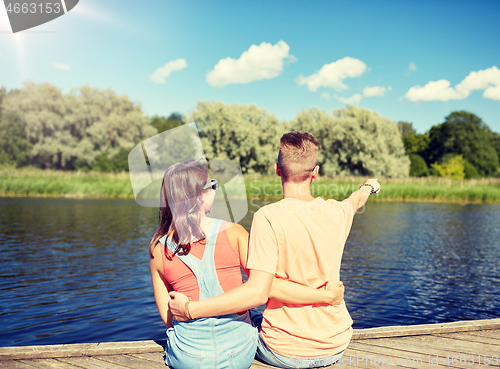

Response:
(1, 319), (499, 368)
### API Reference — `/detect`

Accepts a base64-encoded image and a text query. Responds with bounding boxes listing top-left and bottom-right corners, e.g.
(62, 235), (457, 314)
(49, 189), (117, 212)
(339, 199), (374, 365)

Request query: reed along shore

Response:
(1, 168), (500, 203)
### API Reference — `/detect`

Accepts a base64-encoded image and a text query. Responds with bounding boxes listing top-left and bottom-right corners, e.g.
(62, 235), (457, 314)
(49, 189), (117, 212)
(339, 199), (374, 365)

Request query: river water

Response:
(0, 197), (499, 347)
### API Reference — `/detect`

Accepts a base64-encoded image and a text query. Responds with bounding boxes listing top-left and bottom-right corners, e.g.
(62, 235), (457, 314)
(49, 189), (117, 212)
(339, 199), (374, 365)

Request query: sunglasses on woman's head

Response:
(203, 179), (218, 191)
(158, 178), (218, 223)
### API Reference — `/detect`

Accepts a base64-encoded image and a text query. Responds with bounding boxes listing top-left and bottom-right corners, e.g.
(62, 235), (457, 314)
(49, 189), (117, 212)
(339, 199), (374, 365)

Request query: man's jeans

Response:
(250, 310), (344, 368)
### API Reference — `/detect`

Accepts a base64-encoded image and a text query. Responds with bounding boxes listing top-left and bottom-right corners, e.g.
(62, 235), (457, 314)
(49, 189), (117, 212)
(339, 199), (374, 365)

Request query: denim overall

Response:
(162, 219), (258, 369)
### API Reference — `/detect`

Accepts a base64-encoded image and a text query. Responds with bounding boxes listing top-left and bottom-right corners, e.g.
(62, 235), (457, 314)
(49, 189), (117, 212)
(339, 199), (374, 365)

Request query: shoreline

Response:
(2, 193), (500, 204)
(1, 168), (500, 204)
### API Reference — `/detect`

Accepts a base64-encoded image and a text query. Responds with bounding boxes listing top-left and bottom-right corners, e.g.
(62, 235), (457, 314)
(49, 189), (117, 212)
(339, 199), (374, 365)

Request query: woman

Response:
(149, 160), (343, 369)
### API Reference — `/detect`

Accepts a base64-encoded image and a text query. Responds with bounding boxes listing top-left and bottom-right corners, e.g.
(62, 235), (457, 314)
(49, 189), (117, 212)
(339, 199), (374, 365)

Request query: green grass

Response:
(0, 167), (133, 198)
(245, 175), (500, 203)
(1, 167), (500, 203)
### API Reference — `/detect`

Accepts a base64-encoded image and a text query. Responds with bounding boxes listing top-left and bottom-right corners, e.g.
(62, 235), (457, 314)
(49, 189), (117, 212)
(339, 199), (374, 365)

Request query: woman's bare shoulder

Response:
(150, 241), (165, 269)
(224, 222), (248, 237)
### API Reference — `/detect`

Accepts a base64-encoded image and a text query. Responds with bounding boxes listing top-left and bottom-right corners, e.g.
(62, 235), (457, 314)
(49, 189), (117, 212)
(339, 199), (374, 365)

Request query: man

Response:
(169, 131), (380, 368)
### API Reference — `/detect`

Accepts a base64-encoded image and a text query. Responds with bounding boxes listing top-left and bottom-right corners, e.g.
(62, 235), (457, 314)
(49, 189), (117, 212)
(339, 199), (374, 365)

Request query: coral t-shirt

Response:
(160, 223), (244, 301)
(246, 197), (354, 358)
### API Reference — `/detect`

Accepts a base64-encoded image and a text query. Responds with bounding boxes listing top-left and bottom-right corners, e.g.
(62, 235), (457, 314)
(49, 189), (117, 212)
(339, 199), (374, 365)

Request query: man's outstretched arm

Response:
(343, 178), (380, 213)
(169, 269), (274, 321)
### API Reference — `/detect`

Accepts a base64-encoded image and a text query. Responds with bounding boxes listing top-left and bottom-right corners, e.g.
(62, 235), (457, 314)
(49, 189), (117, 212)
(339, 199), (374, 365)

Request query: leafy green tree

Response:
(425, 111), (499, 177)
(0, 88), (31, 167)
(489, 131), (500, 162)
(190, 101), (284, 174)
(2, 81), (156, 170)
(399, 122), (430, 177)
(0, 110), (32, 167)
(397, 121), (416, 137)
(150, 113), (185, 133)
(403, 133), (429, 155)
(289, 105), (410, 177)
(0, 87), (4, 111)
(431, 154), (465, 179)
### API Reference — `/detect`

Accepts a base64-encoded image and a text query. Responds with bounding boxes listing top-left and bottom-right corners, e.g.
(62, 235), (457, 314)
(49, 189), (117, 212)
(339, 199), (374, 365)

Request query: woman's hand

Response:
(168, 291), (190, 321)
(325, 281), (344, 305)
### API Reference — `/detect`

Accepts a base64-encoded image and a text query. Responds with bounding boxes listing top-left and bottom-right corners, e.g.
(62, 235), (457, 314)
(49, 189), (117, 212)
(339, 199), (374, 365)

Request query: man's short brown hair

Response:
(277, 131), (320, 182)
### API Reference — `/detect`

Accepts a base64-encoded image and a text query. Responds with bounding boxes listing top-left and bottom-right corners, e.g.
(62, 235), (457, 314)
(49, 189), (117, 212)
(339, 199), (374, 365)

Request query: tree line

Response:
(1, 81), (498, 178)
(399, 112), (500, 179)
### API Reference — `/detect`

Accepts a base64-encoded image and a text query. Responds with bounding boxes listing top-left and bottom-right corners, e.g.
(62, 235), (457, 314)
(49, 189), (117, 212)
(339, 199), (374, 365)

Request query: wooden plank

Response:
(358, 335), (499, 360)
(128, 352), (164, 364)
(400, 335), (500, 356)
(0, 341), (164, 360)
(94, 355), (165, 369)
(356, 336), (456, 359)
(341, 348), (410, 368)
(250, 358), (347, 369)
(18, 358), (77, 369)
(250, 348), (407, 369)
(467, 330), (500, 340)
(353, 318), (500, 339)
(56, 357), (125, 369)
(1, 320), (498, 364)
(348, 342), (464, 368)
(0, 361), (39, 369)
(434, 331), (500, 346)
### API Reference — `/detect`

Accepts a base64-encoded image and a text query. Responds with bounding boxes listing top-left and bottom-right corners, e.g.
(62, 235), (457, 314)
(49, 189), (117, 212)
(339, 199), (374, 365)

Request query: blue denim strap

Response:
(163, 219), (225, 301)
(198, 218), (225, 299)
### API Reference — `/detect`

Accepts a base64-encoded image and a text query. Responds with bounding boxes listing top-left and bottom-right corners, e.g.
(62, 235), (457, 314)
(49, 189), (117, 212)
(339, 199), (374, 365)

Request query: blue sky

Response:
(1, 0), (499, 133)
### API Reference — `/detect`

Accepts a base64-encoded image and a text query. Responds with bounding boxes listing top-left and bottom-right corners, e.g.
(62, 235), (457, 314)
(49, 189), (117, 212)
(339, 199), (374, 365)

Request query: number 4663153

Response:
(6, 2), (62, 14)
(444, 355), (498, 365)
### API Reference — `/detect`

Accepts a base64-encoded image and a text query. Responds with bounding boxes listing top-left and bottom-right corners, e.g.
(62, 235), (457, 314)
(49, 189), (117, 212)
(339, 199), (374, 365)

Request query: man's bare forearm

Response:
(270, 279), (344, 305)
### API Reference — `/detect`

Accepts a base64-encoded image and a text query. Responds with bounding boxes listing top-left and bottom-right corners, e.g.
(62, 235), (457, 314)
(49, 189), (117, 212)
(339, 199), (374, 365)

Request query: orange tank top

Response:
(160, 223), (244, 301)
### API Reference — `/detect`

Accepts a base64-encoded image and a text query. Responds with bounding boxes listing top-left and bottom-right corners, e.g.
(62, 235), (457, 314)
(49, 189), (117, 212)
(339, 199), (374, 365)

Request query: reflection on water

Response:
(0, 198), (499, 346)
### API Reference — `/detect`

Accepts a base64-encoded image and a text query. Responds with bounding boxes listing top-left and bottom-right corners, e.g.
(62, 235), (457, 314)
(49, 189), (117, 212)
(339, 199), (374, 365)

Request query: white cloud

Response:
(405, 66), (500, 102)
(150, 59), (187, 84)
(296, 57), (367, 92)
(53, 63), (70, 71)
(405, 80), (461, 101)
(409, 62), (417, 72)
(338, 93), (362, 105)
(206, 40), (294, 88)
(363, 86), (387, 97)
(483, 85), (500, 101)
(455, 66), (500, 96)
(320, 92), (330, 101)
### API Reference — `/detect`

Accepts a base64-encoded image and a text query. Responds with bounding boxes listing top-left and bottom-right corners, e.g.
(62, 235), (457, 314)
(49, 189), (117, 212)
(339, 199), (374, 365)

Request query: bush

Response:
(431, 154), (465, 179)
(91, 148), (131, 172)
(409, 154), (429, 177)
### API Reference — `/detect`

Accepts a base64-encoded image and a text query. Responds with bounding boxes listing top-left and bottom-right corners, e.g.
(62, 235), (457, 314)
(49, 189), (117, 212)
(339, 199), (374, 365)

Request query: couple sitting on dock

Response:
(149, 131), (380, 369)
